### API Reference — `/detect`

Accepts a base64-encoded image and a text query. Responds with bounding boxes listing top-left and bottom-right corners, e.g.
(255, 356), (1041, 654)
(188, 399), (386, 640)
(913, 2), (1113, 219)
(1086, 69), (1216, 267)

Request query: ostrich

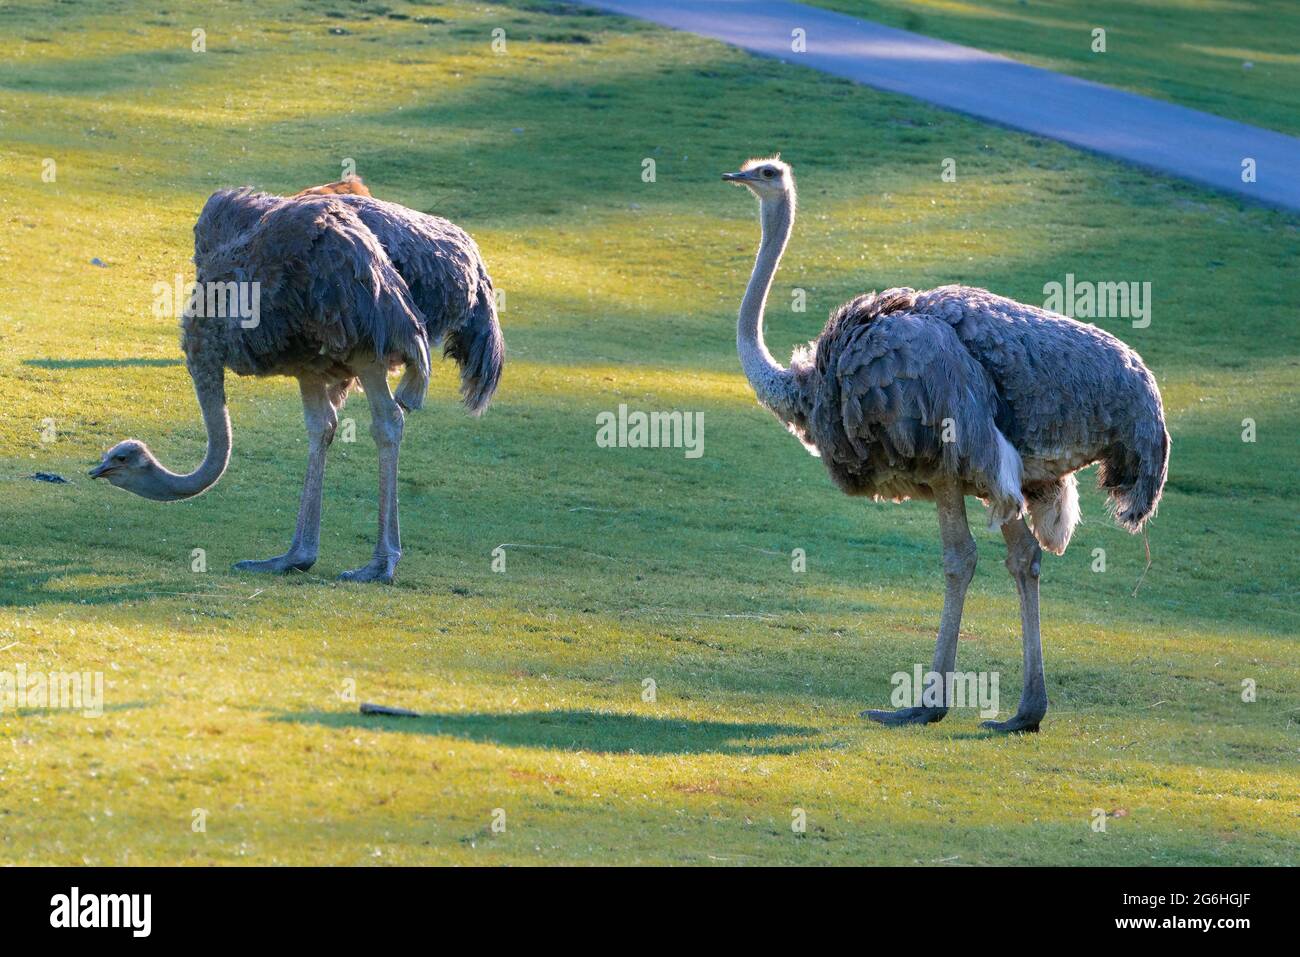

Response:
(90, 184), (504, 583)
(722, 157), (1168, 732)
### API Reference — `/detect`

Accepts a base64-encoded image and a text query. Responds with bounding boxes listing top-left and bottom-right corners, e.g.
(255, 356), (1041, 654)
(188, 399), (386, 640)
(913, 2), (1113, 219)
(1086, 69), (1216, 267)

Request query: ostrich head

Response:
(89, 440), (175, 501)
(722, 156), (795, 200)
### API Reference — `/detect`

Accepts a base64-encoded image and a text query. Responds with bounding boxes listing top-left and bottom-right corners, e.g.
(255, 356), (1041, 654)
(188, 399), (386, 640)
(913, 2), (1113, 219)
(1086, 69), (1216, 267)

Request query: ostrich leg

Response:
(981, 518), (1047, 733)
(233, 379), (336, 574)
(864, 482), (977, 725)
(339, 362), (404, 584)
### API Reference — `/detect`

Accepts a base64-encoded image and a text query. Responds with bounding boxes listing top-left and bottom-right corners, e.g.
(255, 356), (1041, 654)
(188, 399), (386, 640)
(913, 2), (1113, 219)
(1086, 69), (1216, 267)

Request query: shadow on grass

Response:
(0, 564), (314, 609)
(23, 358), (184, 369)
(0, 566), (165, 608)
(275, 708), (820, 755)
(9, 699), (160, 719)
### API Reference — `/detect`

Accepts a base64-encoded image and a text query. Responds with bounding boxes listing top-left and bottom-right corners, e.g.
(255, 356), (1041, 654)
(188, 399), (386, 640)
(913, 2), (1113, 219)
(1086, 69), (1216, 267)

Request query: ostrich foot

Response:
(338, 555), (398, 584)
(232, 552), (316, 575)
(861, 706), (948, 726)
(980, 710), (1045, 734)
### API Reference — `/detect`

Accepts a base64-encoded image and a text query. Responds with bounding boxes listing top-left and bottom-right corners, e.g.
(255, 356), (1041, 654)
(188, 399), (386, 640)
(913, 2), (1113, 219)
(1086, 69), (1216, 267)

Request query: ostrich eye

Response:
(114, 454), (127, 462)
(762, 168), (776, 179)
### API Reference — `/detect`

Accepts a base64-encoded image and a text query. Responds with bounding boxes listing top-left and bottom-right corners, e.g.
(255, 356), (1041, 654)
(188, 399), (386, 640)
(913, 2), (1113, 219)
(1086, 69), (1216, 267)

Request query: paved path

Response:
(584, 0), (1300, 211)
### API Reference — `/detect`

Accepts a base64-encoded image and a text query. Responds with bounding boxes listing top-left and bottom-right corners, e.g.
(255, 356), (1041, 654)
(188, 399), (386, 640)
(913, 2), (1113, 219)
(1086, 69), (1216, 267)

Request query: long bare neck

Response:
(146, 351), (231, 501)
(738, 190), (798, 419)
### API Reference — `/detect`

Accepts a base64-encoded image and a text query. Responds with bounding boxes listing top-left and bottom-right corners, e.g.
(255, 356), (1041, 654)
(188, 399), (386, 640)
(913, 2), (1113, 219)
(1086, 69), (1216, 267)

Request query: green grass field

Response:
(0, 0), (1296, 865)
(808, 0), (1300, 136)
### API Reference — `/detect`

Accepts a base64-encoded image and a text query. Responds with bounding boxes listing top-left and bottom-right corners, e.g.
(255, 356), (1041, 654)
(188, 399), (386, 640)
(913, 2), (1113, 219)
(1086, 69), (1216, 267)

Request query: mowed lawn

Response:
(0, 0), (1296, 865)
(809, 0), (1300, 136)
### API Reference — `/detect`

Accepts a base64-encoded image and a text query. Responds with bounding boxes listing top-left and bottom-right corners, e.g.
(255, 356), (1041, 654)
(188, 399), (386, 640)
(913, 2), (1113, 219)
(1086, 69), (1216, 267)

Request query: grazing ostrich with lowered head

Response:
(90, 179), (504, 583)
(723, 157), (1168, 732)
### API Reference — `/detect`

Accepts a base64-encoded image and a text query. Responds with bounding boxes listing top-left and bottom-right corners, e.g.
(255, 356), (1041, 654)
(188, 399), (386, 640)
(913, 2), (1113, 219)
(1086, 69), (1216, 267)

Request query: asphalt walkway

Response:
(584, 0), (1300, 210)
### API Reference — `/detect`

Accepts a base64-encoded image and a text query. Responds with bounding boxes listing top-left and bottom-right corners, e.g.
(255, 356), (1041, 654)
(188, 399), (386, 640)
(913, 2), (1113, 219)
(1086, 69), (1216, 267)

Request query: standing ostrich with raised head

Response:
(90, 182), (504, 583)
(722, 157), (1168, 732)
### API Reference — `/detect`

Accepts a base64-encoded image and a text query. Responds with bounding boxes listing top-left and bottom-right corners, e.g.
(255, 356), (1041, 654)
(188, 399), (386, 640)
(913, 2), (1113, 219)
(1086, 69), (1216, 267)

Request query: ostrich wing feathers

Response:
(191, 193), (430, 401)
(297, 195), (504, 414)
(809, 292), (1021, 517)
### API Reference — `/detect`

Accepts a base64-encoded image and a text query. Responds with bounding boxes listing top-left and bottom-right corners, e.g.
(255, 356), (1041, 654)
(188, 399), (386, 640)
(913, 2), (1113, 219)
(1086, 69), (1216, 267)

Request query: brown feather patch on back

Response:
(292, 174), (372, 198)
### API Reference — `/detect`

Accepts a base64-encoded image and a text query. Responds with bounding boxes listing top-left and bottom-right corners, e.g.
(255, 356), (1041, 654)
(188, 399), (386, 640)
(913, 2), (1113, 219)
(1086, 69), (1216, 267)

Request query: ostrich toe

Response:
(232, 553), (316, 575)
(861, 706), (949, 726)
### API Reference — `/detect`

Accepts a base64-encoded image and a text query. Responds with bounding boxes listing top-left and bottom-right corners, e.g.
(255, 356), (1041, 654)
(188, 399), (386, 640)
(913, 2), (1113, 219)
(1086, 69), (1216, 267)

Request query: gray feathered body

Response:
(782, 285), (1168, 553)
(188, 188), (504, 414)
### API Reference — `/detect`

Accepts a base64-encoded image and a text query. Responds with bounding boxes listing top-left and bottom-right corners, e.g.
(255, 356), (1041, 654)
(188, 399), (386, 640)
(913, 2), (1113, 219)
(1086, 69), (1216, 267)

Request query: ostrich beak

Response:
(721, 171), (749, 182)
(88, 461), (110, 479)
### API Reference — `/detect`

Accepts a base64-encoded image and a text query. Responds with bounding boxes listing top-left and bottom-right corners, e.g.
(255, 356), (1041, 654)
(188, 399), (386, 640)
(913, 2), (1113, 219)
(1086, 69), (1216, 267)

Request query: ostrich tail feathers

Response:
(1101, 422), (1170, 533)
(443, 279), (504, 416)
